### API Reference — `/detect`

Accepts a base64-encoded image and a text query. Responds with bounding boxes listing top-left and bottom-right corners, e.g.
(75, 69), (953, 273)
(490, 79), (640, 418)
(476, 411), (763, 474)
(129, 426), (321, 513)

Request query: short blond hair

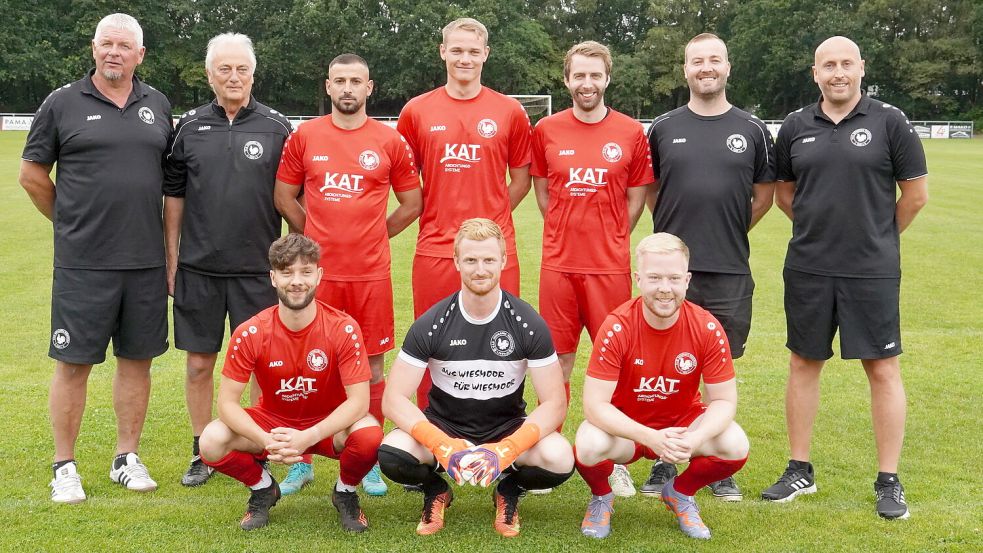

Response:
(454, 218), (505, 256)
(684, 32), (728, 62)
(442, 17), (489, 45)
(635, 233), (690, 264)
(564, 40), (612, 79)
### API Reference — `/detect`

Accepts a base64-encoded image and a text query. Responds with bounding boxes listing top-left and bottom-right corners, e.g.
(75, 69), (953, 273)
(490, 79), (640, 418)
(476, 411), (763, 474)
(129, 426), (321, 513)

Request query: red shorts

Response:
(315, 278), (395, 356)
(245, 406), (340, 459)
(412, 254), (520, 317)
(625, 403), (707, 464)
(539, 270), (631, 354)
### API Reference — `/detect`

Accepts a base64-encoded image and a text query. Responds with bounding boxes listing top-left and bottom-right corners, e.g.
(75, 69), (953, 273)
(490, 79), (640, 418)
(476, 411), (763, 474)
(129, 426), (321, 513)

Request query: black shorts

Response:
(50, 267), (168, 364)
(687, 272), (754, 358)
(427, 413), (525, 446)
(784, 268), (902, 360)
(173, 269), (277, 353)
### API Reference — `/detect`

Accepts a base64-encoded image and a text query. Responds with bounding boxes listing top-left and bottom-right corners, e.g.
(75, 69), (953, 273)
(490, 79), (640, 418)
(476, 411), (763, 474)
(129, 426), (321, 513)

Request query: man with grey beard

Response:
(20, 13), (172, 504)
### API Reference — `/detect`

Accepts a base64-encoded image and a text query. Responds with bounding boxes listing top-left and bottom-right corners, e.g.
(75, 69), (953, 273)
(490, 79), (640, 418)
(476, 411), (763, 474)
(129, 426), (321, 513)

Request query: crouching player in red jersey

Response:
(198, 234), (382, 532)
(574, 233), (749, 540)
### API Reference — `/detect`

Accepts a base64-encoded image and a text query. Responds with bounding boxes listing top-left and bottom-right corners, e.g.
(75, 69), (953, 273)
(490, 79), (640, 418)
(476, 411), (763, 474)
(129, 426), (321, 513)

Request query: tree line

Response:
(2, 0), (980, 126)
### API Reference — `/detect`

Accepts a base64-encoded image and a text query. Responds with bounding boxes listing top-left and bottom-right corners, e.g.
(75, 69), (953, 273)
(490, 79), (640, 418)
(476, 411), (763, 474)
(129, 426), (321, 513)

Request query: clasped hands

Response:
(264, 427), (317, 464)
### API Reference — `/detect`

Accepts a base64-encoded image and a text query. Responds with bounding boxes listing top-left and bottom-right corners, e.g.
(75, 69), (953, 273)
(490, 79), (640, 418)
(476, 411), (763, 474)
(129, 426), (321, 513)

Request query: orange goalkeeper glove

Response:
(411, 421), (473, 480)
(468, 423), (541, 487)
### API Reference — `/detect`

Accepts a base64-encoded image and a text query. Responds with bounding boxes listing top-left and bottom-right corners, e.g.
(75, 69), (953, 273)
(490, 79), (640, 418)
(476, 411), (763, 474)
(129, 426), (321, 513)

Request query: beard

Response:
(277, 286), (317, 311)
(332, 96), (363, 115)
(101, 68), (124, 81)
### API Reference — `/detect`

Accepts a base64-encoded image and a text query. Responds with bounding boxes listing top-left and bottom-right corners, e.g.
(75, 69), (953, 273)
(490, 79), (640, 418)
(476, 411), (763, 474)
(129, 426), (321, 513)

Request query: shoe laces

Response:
(777, 466), (807, 486)
(122, 460), (151, 481)
(335, 491), (361, 516)
(363, 466), (383, 485)
(498, 493), (520, 525)
(422, 491), (446, 523)
(248, 485), (276, 512)
(52, 472), (82, 494)
(650, 461), (675, 482)
(714, 476), (736, 488)
(286, 462), (310, 480)
(586, 495), (613, 523)
(611, 466), (632, 487)
(875, 481), (905, 504)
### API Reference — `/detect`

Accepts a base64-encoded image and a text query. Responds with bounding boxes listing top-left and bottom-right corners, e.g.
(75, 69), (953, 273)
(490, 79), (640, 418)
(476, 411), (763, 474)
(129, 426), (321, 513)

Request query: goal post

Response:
(509, 94), (552, 124)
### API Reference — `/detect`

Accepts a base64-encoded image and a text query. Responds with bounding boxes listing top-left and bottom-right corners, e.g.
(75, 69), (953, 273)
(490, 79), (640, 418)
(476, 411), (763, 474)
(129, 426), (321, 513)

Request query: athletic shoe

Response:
(332, 489), (369, 532)
(640, 460), (677, 496)
(661, 477), (711, 540)
(50, 462), (86, 504)
(580, 492), (614, 539)
(403, 483), (423, 493)
(707, 476), (742, 501)
(280, 462), (313, 495)
(240, 479), (281, 531)
(417, 487), (453, 536)
(181, 455), (213, 487)
(493, 489), (521, 537)
(875, 477), (910, 520)
(109, 453), (158, 492)
(361, 463), (387, 496)
(761, 460), (817, 502)
(609, 464), (636, 497)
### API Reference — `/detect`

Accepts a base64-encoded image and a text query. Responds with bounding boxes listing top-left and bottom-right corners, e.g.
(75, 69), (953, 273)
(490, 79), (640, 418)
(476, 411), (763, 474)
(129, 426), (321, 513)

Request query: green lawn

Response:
(1, 131), (980, 552)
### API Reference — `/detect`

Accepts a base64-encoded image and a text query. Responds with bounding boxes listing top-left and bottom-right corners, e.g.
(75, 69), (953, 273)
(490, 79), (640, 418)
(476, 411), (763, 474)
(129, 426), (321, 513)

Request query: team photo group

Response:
(20, 11), (928, 540)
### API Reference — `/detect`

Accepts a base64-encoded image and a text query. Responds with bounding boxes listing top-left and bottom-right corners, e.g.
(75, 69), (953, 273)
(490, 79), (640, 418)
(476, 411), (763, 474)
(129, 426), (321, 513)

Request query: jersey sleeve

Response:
(222, 320), (261, 383)
(275, 128), (306, 186)
(529, 121), (548, 178)
(751, 117), (777, 184)
(396, 103), (420, 161)
(337, 317), (371, 385)
(886, 108), (928, 181)
(22, 93), (60, 164)
(628, 126), (656, 187)
(646, 118), (663, 183)
(517, 308), (557, 368)
(775, 113), (796, 182)
(700, 315), (735, 384)
(398, 315), (435, 368)
(507, 102), (533, 168)
(388, 132), (420, 192)
(162, 118), (188, 197)
(586, 314), (630, 381)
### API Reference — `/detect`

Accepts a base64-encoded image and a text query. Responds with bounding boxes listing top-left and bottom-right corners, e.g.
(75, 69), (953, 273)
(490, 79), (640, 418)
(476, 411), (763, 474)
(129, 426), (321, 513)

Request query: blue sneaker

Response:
(280, 462), (313, 495)
(361, 463), (388, 496)
(580, 492), (614, 539)
(661, 477), (711, 539)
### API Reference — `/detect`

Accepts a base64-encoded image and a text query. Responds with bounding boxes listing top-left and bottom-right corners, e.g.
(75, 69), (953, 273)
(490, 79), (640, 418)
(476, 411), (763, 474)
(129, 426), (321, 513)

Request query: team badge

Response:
(358, 149), (380, 170)
(674, 352), (698, 375)
(489, 330), (515, 357)
(52, 329), (70, 350)
(850, 128), (872, 147)
(307, 349), (328, 372)
(601, 142), (622, 162)
(477, 118), (498, 138)
(243, 140), (263, 160)
(726, 134), (748, 153)
(138, 107), (155, 124)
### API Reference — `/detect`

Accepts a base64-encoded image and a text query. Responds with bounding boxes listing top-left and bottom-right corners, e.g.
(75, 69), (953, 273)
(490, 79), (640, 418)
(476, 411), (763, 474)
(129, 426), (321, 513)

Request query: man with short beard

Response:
(642, 33), (776, 500)
(199, 234), (382, 532)
(163, 32), (292, 488)
(20, 13), (173, 503)
(575, 233), (749, 540)
(529, 40), (654, 497)
(274, 53), (422, 496)
(379, 219), (573, 537)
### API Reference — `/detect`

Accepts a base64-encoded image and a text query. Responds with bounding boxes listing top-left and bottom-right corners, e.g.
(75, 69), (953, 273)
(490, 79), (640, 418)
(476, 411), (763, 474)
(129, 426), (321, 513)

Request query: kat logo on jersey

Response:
(440, 144), (482, 163)
(565, 167), (608, 188)
(275, 376), (318, 401)
(633, 375), (680, 402)
(320, 173), (365, 193)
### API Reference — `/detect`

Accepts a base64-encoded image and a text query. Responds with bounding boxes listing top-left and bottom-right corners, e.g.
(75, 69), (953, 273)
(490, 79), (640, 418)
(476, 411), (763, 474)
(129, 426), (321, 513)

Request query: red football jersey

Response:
(396, 86), (532, 258)
(531, 109), (654, 273)
(223, 301), (371, 427)
(587, 298), (734, 429)
(276, 116), (419, 280)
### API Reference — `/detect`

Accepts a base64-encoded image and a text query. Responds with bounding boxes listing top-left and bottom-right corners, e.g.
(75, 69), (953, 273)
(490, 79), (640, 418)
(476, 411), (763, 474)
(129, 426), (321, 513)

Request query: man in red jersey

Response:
(574, 233), (749, 541)
(274, 53), (422, 495)
(199, 234), (382, 532)
(397, 17), (533, 408)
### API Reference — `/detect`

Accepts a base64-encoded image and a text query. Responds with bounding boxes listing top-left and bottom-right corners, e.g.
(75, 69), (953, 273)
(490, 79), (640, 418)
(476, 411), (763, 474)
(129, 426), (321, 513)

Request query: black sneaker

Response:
(332, 489), (369, 532)
(874, 476), (909, 520)
(761, 460), (816, 502)
(640, 460), (677, 496)
(240, 479), (281, 530)
(707, 476), (743, 501)
(181, 455), (213, 487)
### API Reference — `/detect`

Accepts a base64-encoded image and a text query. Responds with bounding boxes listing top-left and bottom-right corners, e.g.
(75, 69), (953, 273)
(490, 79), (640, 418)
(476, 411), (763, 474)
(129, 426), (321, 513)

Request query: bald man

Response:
(763, 36), (928, 520)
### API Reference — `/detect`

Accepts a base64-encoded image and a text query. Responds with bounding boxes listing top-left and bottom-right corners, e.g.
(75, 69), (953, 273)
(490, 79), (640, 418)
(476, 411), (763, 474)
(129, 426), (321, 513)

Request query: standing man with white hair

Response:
(164, 32), (292, 487)
(20, 13), (173, 503)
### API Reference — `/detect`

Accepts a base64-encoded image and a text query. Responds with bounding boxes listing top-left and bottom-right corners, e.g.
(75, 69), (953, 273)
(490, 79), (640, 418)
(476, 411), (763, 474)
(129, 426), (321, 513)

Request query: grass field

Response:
(1, 130), (980, 552)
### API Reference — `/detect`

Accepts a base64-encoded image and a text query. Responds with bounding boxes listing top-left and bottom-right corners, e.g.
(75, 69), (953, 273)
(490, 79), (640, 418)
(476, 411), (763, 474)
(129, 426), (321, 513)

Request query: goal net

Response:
(509, 95), (552, 124)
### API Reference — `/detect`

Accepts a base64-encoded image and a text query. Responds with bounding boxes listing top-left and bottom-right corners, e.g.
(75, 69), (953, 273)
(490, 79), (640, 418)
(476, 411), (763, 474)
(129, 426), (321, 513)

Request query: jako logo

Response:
(268, 360), (284, 367)
(430, 125), (447, 132)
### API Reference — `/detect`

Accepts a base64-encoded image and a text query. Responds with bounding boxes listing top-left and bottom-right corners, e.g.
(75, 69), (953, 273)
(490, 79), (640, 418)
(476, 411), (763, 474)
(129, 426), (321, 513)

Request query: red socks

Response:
(574, 448), (614, 496)
(674, 455), (748, 496)
(338, 426), (384, 487)
(202, 450), (263, 487)
(369, 380), (385, 425)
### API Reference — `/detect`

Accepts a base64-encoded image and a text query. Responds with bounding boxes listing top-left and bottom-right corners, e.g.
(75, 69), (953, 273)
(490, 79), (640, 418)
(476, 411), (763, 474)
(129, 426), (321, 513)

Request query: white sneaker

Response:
(609, 463), (636, 497)
(50, 462), (86, 504)
(109, 453), (158, 492)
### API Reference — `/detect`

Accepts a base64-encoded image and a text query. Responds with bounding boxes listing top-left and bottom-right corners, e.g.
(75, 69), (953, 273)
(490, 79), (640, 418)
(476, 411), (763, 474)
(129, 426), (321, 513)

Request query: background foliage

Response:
(1, 0), (981, 124)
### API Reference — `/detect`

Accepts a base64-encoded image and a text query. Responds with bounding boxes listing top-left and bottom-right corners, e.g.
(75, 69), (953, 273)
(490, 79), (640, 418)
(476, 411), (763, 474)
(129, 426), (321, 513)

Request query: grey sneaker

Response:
(875, 477), (909, 520)
(240, 479), (281, 530)
(581, 492), (614, 539)
(181, 455), (214, 487)
(761, 460), (816, 502)
(661, 477), (711, 540)
(707, 476), (742, 501)
(640, 460), (677, 496)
